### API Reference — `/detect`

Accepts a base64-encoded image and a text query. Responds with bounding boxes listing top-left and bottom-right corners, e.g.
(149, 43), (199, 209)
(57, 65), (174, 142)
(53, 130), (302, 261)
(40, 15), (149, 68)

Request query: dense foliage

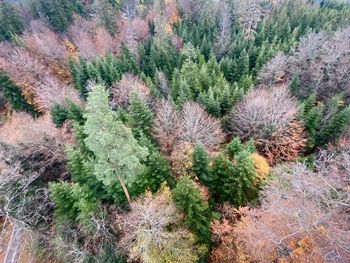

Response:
(1, 0), (350, 262)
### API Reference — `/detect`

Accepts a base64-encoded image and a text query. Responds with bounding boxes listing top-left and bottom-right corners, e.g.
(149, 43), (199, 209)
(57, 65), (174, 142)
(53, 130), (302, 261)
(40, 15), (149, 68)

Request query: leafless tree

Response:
(257, 52), (288, 85)
(177, 0), (205, 21)
(214, 3), (232, 59)
(234, 149), (350, 262)
(232, 0), (265, 39)
(178, 102), (224, 151)
(110, 73), (151, 109)
(22, 20), (65, 61)
(228, 85), (297, 140)
(155, 70), (170, 98)
(152, 99), (179, 155)
(0, 44), (81, 112)
(115, 187), (205, 263)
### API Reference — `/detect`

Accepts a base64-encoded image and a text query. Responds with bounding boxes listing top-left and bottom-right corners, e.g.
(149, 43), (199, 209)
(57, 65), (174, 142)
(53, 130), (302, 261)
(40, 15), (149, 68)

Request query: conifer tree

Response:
(210, 154), (235, 202)
(95, 0), (117, 36)
(33, 0), (74, 32)
(84, 85), (148, 203)
(237, 48), (250, 78)
(0, 2), (24, 42)
(128, 92), (153, 139)
(51, 103), (69, 128)
(232, 150), (256, 206)
(192, 145), (211, 186)
(135, 151), (172, 193)
(0, 71), (35, 114)
(172, 177), (212, 244)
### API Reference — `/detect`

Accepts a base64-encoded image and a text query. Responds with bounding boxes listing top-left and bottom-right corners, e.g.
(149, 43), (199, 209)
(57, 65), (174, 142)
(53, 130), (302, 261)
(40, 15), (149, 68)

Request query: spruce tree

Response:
(33, 0), (74, 32)
(172, 176), (211, 244)
(192, 145), (211, 186)
(232, 150), (256, 206)
(0, 71), (35, 114)
(84, 85), (148, 203)
(0, 2), (25, 42)
(96, 0), (117, 36)
(128, 92), (153, 139)
(51, 103), (69, 128)
(237, 48), (250, 78)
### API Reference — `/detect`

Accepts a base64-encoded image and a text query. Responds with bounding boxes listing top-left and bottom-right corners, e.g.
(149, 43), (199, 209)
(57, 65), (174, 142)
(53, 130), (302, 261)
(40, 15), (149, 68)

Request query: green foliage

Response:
(299, 94), (350, 149)
(32, 0), (74, 32)
(210, 150), (256, 207)
(51, 103), (68, 128)
(51, 100), (84, 128)
(172, 177), (212, 244)
(128, 92), (153, 139)
(172, 46), (237, 116)
(226, 137), (255, 159)
(68, 48), (138, 97)
(138, 37), (179, 79)
(0, 2), (24, 42)
(49, 181), (96, 224)
(134, 151), (172, 194)
(192, 145), (211, 186)
(0, 71), (36, 114)
(96, 0), (117, 35)
(84, 85), (148, 194)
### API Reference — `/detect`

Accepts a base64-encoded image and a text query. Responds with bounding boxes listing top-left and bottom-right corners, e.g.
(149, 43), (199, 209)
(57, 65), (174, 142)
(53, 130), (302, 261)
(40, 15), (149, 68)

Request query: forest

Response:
(0, 0), (350, 262)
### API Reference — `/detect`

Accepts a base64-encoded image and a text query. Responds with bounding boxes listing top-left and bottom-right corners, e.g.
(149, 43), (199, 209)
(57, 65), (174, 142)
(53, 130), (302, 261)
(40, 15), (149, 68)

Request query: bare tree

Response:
(234, 150), (350, 262)
(233, 0), (265, 39)
(115, 186), (205, 263)
(228, 85), (297, 140)
(214, 3), (232, 59)
(257, 52), (288, 85)
(155, 70), (170, 98)
(152, 99), (179, 155)
(110, 73), (151, 109)
(178, 102), (224, 151)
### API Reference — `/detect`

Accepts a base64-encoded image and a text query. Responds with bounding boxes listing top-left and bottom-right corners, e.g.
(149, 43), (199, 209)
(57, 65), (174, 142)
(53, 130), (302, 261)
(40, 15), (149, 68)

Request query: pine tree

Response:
(84, 85), (148, 203)
(172, 177), (212, 244)
(0, 2), (25, 42)
(128, 92), (153, 139)
(192, 145), (211, 186)
(0, 71), (35, 114)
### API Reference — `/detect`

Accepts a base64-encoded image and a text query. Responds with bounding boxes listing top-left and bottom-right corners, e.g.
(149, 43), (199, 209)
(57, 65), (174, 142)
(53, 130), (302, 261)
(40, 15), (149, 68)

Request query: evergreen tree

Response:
(0, 2), (24, 42)
(172, 177), (212, 244)
(237, 48), (250, 78)
(192, 145), (211, 186)
(33, 0), (74, 32)
(128, 92), (153, 139)
(134, 151), (172, 193)
(0, 71), (35, 114)
(95, 0), (117, 36)
(210, 154), (235, 202)
(51, 103), (68, 128)
(84, 85), (148, 203)
(232, 150), (256, 206)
